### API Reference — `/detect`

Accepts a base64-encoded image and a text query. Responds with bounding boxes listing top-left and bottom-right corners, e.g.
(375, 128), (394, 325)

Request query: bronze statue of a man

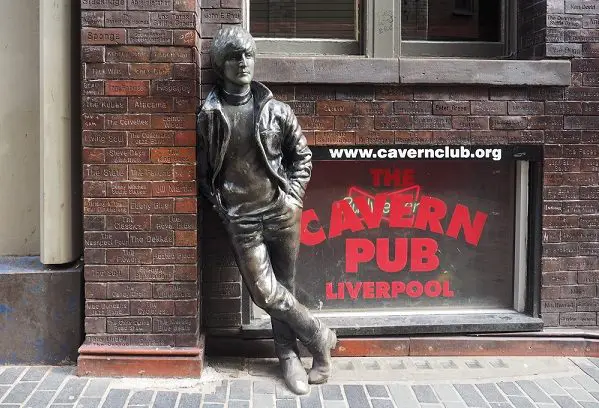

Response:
(197, 26), (336, 395)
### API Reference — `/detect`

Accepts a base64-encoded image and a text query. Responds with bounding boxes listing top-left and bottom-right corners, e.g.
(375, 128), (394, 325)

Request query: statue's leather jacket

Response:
(197, 81), (312, 218)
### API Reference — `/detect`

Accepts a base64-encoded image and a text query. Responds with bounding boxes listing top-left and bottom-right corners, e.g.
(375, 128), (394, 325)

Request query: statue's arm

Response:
(282, 106), (312, 202)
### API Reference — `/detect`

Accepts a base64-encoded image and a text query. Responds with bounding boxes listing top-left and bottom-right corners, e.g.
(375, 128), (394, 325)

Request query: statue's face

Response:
(222, 50), (255, 89)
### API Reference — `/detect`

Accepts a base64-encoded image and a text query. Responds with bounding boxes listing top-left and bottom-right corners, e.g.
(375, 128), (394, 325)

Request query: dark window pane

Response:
(402, 0), (502, 42)
(296, 159), (516, 312)
(250, 0), (358, 39)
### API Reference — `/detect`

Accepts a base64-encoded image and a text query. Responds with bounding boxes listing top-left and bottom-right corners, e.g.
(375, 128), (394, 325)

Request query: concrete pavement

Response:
(3, 357), (599, 407)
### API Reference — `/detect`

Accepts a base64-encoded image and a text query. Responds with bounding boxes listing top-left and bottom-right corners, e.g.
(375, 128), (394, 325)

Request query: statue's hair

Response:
(211, 26), (256, 76)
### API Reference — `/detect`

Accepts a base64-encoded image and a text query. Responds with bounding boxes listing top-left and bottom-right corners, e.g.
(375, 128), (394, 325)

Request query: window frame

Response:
(246, 0), (516, 59)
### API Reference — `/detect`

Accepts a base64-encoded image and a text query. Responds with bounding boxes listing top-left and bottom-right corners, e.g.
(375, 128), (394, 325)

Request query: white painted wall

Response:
(0, 0), (40, 255)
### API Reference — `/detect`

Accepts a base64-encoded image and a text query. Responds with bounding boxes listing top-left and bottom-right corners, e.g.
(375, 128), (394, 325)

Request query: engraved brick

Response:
(129, 198), (175, 214)
(508, 101), (544, 115)
(106, 80), (149, 96)
(470, 130), (508, 144)
(286, 102), (314, 116)
(352, 102), (391, 116)
(560, 312), (596, 326)
(546, 102), (583, 115)
(84, 215), (106, 231)
(84, 231), (128, 248)
(579, 271), (599, 283)
(107, 283), (152, 300)
(83, 96), (127, 113)
(565, 201), (599, 214)
(375, 86), (412, 101)
(297, 116), (334, 130)
(106, 114), (152, 130)
(152, 214), (196, 230)
(565, 115), (599, 129)
(128, 29), (173, 45)
(208, 282), (241, 298)
(432, 101), (470, 115)
(128, 0), (173, 10)
(567, 87), (599, 101)
(202, 8), (242, 23)
(584, 15), (599, 27)
(543, 243), (579, 257)
(316, 101), (355, 116)
(84, 164), (127, 181)
(356, 130), (395, 145)
(84, 131), (126, 148)
(471, 101), (507, 115)
(174, 300), (197, 316)
(173, 165), (196, 181)
(573, 58), (599, 71)
(432, 130), (470, 144)
(175, 131), (196, 146)
(564, 144), (599, 158)
(82, 0), (126, 9)
(412, 116), (451, 130)
(83, 81), (105, 97)
(131, 265), (174, 281)
(129, 231), (174, 247)
(562, 229), (599, 242)
(82, 28), (126, 45)
(85, 265), (129, 281)
(152, 114), (195, 129)
(107, 317), (152, 333)
(106, 46), (151, 62)
(577, 298), (599, 311)
(174, 98), (196, 112)
(86, 282), (107, 299)
(151, 80), (195, 96)
(86, 300), (130, 316)
(393, 101), (432, 115)
(452, 116), (489, 130)
(545, 186), (579, 200)
(105, 149), (150, 164)
(106, 215), (151, 231)
(84, 181), (107, 197)
(413, 87), (450, 100)
(546, 159), (581, 172)
(129, 63), (172, 79)
(150, 46), (194, 62)
(129, 165), (173, 180)
(583, 102), (599, 115)
(581, 215), (599, 227)
(548, 14), (583, 27)
(82, 11), (105, 27)
(205, 313), (241, 328)
(152, 181), (196, 196)
(153, 317), (197, 333)
(84, 198), (129, 215)
(544, 271), (577, 286)
(153, 283), (197, 298)
(541, 299), (576, 312)
(490, 116), (528, 130)
(153, 248), (197, 264)
(86, 63), (129, 79)
(175, 197), (196, 213)
(150, 12), (195, 28)
(334, 116), (374, 131)
(104, 11), (150, 27)
(375, 116), (412, 130)
(314, 131), (356, 145)
(128, 97), (173, 113)
(106, 249), (153, 265)
(131, 300), (174, 315)
(528, 115), (563, 130)
(107, 181), (152, 197)
(82, 113), (103, 129)
(128, 130), (174, 146)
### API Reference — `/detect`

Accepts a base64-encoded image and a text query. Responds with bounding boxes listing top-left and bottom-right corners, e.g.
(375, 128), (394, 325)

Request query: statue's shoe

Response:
(306, 326), (337, 385)
(280, 355), (310, 395)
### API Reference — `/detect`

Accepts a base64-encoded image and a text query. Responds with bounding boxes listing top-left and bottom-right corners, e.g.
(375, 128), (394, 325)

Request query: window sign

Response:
(295, 159), (516, 312)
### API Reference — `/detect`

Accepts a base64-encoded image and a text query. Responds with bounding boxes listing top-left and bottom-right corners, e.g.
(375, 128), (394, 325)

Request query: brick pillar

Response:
(78, 0), (204, 377)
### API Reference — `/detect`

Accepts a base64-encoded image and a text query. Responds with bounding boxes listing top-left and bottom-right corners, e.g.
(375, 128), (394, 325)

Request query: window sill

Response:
(254, 56), (571, 86)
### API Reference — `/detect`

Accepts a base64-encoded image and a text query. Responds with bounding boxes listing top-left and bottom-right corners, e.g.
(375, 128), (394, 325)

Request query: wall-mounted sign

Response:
(296, 159), (516, 312)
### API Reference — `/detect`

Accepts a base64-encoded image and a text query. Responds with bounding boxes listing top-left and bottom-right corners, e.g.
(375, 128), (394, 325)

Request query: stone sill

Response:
(255, 56), (571, 86)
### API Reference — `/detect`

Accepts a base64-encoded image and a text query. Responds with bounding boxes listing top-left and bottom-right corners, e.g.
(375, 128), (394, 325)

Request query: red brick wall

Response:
(80, 0), (201, 347)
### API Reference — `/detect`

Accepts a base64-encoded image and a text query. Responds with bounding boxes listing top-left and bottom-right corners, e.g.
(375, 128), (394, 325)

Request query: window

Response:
(247, 0), (513, 57)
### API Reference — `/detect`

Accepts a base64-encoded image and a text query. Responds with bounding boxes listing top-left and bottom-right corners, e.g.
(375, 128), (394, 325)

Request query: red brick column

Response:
(78, 0), (203, 377)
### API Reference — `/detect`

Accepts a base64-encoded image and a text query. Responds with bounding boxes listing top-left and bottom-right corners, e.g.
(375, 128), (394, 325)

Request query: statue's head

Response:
(211, 26), (256, 91)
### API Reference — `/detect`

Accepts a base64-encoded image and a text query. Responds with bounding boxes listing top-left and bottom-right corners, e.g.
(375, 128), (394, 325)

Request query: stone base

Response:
(77, 335), (205, 377)
(0, 257), (82, 364)
(205, 333), (599, 358)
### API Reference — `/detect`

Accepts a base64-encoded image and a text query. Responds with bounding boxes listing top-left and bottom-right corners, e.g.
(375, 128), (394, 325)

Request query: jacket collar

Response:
(203, 81), (273, 112)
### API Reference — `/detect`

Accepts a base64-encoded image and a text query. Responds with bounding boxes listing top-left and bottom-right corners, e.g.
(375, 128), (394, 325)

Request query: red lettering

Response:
(424, 280), (442, 297)
(446, 204), (488, 246)
(345, 238), (375, 273)
(376, 238), (408, 273)
(370, 168), (386, 187)
(346, 281), (362, 299)
(362, 281), (375, 298)
(325, 282), (337, 299)
(406, 281), (423, 298)
(391, 281), (405, 297)
(413, 196), (446, 234)
(443, 280), (455, 297)
(410, 238), (439, 272)
(388, 194), (415, 228)
(329, 199), (364, 239)
(403, 169), (415, 186)
(375, 281), (391, 298)
(353, 194), (386, 229)
(300, 209), (326, 246)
